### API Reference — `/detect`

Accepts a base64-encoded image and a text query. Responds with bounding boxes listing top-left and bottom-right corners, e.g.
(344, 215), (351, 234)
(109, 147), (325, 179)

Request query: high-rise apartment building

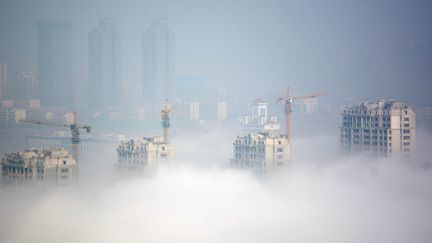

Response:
(340, 99), (416, 158)
(142, 18), (175, 103)
(117, 136), (174, 176)
(37, 21), (73, 107)
(88, 18), (121, 109)
(231, 133), (290, 175)
(1, 147), (77, 183)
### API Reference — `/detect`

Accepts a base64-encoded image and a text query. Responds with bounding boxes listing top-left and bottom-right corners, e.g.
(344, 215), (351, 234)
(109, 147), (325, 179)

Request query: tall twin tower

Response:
(37, 18), (175, 108)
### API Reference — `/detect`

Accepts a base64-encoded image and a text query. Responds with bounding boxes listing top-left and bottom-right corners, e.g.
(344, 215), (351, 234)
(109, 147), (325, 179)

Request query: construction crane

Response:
(160, 99), (176, 144)
(277, 87), (327, 144)
(19, 111), (91, 163)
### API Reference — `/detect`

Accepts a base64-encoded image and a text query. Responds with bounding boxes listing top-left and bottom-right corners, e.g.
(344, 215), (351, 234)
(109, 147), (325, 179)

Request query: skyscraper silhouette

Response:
(142, 18), (175, 103)
(37, 21), (73, 107)
(88, 18), (121, 109)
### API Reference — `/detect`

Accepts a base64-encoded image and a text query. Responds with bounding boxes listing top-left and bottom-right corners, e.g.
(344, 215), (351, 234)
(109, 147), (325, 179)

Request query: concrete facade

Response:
(231, 132), (290, 175)
(117, 136), (174, 175)
(340, 99), (416, 158)
(1, 147), (77, 183)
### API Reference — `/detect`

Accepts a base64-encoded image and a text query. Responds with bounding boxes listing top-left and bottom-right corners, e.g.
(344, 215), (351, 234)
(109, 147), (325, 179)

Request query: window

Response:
(277, 148), (283, 152)
(403, 124), (409, 127)
(403, 130), (410, 134)
(61, 168), (69, 173)
(403, 142), (410, 146)
(403, 136), (410, 140)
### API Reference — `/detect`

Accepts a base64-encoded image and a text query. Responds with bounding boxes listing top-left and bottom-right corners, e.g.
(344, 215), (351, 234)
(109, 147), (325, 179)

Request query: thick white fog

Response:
(1, 127), (432, 243)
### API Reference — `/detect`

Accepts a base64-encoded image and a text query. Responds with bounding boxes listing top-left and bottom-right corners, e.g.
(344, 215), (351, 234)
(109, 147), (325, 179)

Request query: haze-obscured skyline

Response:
(1, 0), (431, 106)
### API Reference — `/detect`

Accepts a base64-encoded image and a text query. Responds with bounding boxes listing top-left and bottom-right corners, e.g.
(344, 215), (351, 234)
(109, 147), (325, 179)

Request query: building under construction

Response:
(232, 87), (326, 174)
(117, 136), (174, 175)
(0, 147), (77, 183)
(231, 132), (290, 175)
(117, 100), (175, 175)
(340, 99), (416, 158)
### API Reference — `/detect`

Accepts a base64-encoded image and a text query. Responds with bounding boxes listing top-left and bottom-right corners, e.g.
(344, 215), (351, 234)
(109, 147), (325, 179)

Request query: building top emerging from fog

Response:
(340, 99), (416, 158)
(1, 147), (77, 183)
(241, 99), (280, 135)
(117, 136), (174, 176)
(231, 132), (290, 175)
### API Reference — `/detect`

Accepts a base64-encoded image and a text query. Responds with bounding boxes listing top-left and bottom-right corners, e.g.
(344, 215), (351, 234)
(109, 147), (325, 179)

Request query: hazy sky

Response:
(0, 0), (431, 101)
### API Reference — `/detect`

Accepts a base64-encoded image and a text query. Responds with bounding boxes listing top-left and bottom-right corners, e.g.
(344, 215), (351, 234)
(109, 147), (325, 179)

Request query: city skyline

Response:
(0, 1), (432, 242)
(0, 0), (431, 107)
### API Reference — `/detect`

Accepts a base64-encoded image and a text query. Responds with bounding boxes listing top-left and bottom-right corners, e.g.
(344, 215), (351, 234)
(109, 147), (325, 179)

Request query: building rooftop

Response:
(343, 99), (411, 114)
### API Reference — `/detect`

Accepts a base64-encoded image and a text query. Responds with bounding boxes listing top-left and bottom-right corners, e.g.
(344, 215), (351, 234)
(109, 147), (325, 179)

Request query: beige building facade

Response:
(117, 136), (174, 175)
(231, 132), (290, 174)
(340, 99), (416, 158)
(1, 147), (78, 183)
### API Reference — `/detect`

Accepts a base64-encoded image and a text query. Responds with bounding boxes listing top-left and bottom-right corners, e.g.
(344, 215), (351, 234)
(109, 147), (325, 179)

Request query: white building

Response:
(117, 136), (174, 176)
(241, 99), (280, 134)
(231, 132), (290, 175)
(340, 99), (416, 158)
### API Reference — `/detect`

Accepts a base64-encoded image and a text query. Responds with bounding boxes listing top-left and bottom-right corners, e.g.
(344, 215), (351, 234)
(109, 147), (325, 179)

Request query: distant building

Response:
(0, 107), (26, 128)
(37, 20), (73, 107)
(301, 98), (319, 113)
(88, 18), (121, 109)
(142, 18), (175, 103)
(1, 147), (77, 183)
(340, 99), (416, 158)
(231, 132), (290, 175)
(0, 63), (8, 99)
(241, 99), (280, 134)
(217, 101), (228, 121)
(9, 72), (37, 100)
(117, 136), (174, 176)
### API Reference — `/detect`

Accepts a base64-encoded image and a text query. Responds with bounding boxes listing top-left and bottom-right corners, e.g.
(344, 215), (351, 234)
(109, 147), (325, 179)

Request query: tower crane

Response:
(160, 99), (176, 144)
(277, 87), (327, 144)
(19, 111), (91, 163)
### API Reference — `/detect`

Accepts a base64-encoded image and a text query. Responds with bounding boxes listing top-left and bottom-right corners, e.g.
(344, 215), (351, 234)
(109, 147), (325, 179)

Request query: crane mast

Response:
(277, 86), (327, 144)
(161, 100), (176, 144)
